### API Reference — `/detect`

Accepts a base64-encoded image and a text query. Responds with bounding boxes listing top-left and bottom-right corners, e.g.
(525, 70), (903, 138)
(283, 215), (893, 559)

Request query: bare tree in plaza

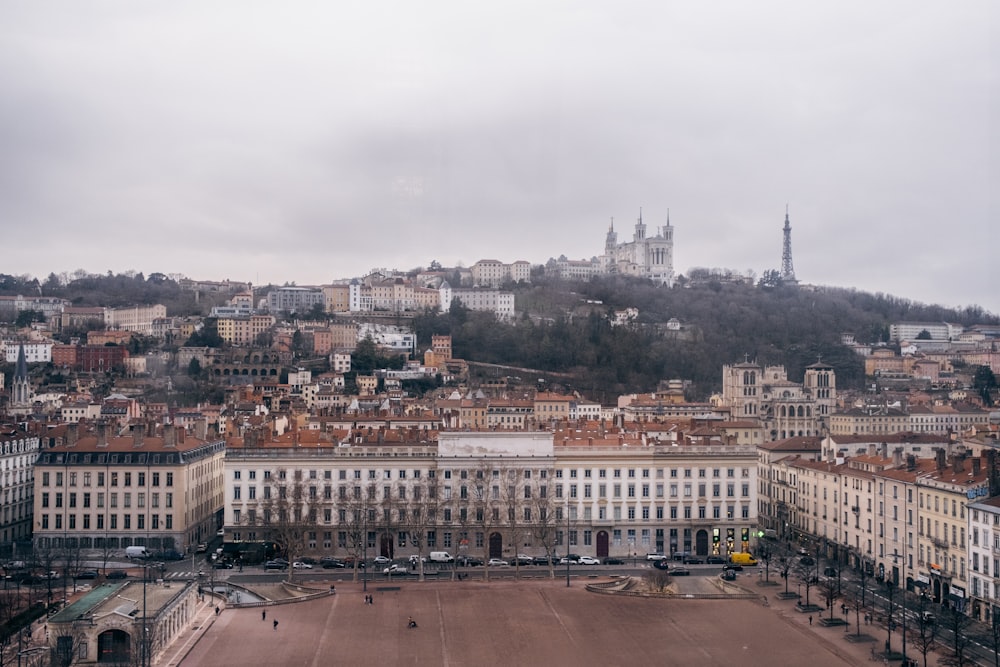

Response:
(530, 470), (559, 579)
(260, 468), (311, 581)
(342, 482), (377, 582)
(499, 465), (532, 579)
(403, 478), (439, 581)
(470, 462), (502, 581)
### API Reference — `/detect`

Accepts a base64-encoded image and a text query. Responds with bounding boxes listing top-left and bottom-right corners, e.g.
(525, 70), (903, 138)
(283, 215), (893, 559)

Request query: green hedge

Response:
(0, 603), (46, 643)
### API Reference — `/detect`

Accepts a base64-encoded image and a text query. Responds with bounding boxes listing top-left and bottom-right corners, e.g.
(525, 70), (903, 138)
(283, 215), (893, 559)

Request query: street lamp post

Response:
(565, 502), (571, 588)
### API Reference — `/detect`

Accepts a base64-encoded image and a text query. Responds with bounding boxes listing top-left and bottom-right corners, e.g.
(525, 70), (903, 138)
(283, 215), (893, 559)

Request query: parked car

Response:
(670, 567), (691, 576)
(652, 559), (670, 571)
(723, 563), (743, 571)
(195, 544), (207, 554)
(683, 556), (704, 565)
(298, 557), (319, 565)
(320, 557), (346, 569)
(603, 557), (625, 565)
(383, 563), (409, 575)
(214, 561), (233, 569)
(706, 556), (726, 565)
(487, 558), (509, 567)
(578, 556), (601, 565)
(75, 570), (99, 580)
(720, 569), (737, 581)
(292, 561), (312, 569)
(341, 557), (365, 569)
(513, 554), (533, 566)
(532, 556), (553, 566)
(646, 553), (667, 561)
(271, 558), (290, 566)
(107, 570), (129, 580)
(457, 556), (484, 567)
(373, 556), (391, 565)
(408, 555), (427, 565)
(799, 556), (815, 566)
(156, 550), (185, 561)
(264, 560), (288, 570)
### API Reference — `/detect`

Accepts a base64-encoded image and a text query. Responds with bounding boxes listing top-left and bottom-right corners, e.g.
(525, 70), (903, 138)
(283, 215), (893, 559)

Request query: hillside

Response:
(414, 276), (996, 402)
(3, 271), (994, 403)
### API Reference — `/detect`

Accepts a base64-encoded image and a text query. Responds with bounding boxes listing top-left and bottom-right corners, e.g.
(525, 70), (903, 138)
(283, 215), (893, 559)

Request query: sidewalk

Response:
(156, 596), (224, 667)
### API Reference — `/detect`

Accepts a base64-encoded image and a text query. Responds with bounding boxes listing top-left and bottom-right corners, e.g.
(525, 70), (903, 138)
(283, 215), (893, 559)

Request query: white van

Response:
(429, 551), (454, 563)
(125, 546), (149, 559)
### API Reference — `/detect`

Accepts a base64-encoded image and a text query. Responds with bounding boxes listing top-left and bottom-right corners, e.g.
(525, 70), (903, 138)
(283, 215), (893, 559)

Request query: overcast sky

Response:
(1, 2), (996, 313)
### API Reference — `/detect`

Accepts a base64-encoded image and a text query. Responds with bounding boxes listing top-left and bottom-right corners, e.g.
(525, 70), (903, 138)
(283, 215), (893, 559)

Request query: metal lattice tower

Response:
(780, 206), (797, 283)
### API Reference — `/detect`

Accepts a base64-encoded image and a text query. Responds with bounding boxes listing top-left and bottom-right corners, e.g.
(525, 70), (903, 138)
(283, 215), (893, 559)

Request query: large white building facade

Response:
(221, 429), (758, 563)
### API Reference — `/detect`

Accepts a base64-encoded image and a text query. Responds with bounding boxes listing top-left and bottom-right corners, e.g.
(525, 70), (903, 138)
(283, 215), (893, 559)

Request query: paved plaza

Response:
(177, 577), (954, 667)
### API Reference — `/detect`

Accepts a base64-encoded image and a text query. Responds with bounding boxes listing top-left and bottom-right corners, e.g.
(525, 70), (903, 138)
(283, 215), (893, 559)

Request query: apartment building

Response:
(104, 304), (168, 335)
(968, 495), (1000, 624)
(470, 259), (532, 288)
(0, 425), (39, 550)
(33, 422), (226, 556)
(216, 314), (276, 346)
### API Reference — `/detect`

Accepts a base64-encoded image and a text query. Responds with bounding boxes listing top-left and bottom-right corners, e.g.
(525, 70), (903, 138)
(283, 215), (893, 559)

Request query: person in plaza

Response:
(273, 619), (278, 631)
(408, 616), (417, 628)
(262, 610), (266, 621)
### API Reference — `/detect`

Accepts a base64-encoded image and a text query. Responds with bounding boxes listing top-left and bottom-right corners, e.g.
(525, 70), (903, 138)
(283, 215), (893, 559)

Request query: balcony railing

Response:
(930, 537), (948, 550)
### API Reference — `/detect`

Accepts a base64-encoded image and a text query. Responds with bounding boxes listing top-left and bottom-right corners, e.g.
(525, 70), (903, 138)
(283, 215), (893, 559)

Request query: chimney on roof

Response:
(906, 454), (916, 471)
(195, 418), (208, 441)
(880, 442), (888, 459)
(132, 423), (144, 448)
(972, 457), (981, 476)
(177, 426), (185, 444)
(892, 447), (903, 467)
(66, 423), (79, 447)
(953, 454), (963, 474)
(936, 448), (946, 471)
(868, 443), (876, 457)
(96, 421), (108, 448)
(163, 424), (176, 448)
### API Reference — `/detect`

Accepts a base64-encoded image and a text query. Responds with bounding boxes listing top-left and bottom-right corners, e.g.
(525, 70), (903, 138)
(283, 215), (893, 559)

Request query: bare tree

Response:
(909, 594), (939, 667)
(499, 465), (531, 579)
(777, 556), (792, 596)
(644, 569), (671, 593)
(938, 606), (974, 667)
(469, 462), (502, 581)
(530, 471), (559, 579)
(341, 482), (377, 583)
(260, 468), (312, 581)
(403, 477), (439, 581)
(756, 540), (775, 583)
(819, 576), (840, 621)
(51, 622), (90, 667)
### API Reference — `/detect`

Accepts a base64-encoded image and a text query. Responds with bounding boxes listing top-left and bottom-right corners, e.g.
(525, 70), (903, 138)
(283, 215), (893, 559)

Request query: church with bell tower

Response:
(602, 209), (674, 286)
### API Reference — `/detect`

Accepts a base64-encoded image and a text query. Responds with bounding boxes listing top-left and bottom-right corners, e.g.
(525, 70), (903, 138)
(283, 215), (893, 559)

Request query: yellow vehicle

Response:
(729, 552), (758, 566)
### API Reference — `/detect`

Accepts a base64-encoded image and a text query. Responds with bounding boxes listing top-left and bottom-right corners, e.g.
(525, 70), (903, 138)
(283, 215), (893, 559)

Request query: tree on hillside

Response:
(973, 365), (997, 406)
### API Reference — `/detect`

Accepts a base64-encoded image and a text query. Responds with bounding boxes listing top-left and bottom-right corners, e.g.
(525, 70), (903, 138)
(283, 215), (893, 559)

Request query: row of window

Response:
(230, 467), (753, 482)
(39, 513), (174, 530)
(230, 503), (753, 525)
(40, 471), (175, 487)
(42, 491), (173, 509)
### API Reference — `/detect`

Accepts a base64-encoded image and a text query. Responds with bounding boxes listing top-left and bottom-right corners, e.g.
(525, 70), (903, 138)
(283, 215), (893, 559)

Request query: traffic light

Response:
(742, 528), (749, 543)
(726, 528), (735, 542)
(712, 528), (720, 544)
(757, 530), (765, 538)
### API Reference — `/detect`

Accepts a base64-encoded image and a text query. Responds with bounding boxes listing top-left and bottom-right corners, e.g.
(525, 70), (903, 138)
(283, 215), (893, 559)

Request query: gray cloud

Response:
(0, 1), (994, 312)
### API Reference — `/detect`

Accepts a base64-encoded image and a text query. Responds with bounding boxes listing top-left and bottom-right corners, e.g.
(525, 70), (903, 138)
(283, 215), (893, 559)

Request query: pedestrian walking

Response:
(808, 615), (812, 626)
(262, 610), (266, 621)
(215, 606), (220, 616)
(273, 619), (278, 631)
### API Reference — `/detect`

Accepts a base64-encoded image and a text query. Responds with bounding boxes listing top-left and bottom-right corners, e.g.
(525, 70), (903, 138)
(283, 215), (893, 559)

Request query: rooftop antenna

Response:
(780, 205), (798, 284)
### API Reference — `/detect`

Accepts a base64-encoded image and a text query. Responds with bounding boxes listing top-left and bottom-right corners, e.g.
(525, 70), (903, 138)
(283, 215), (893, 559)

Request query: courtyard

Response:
(179, 578), (900, 667)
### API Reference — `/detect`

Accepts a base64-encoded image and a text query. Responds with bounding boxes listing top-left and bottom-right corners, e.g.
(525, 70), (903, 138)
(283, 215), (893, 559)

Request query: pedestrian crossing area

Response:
(165, 571), (202, 579)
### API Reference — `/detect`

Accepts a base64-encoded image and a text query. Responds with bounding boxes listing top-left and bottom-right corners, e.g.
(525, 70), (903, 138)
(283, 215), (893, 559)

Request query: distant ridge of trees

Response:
(2, 270), (995, 402)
